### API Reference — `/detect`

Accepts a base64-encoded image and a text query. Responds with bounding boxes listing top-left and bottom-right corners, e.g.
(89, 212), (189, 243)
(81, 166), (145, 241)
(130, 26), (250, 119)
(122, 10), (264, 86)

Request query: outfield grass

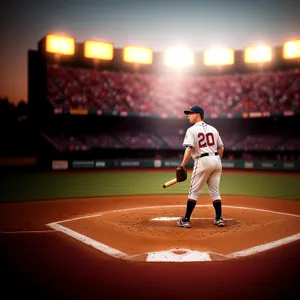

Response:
(0, 170), (299, 202)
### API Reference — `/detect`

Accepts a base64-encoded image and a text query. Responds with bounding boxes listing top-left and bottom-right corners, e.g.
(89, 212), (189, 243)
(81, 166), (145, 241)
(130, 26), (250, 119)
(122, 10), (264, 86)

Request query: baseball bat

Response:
(162, 178), (177, 188)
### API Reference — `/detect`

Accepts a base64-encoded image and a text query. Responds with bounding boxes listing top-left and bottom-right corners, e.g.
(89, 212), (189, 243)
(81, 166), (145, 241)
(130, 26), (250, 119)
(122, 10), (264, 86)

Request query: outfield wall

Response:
(52, 159), (300, 171)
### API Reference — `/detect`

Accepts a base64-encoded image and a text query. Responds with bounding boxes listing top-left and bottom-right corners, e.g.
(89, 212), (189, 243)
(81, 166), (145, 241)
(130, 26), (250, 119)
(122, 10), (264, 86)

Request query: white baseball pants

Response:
(188, 156), (222, 202)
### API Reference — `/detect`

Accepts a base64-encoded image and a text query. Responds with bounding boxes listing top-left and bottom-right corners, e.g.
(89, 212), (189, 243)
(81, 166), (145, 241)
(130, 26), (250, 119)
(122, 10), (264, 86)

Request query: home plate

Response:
(146, 249), (212, 262)
(151, 217), (234, 221)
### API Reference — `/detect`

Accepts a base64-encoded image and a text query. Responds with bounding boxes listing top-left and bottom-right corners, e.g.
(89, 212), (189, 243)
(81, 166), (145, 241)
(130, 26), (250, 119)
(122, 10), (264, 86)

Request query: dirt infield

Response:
(1, 195), (300, 299)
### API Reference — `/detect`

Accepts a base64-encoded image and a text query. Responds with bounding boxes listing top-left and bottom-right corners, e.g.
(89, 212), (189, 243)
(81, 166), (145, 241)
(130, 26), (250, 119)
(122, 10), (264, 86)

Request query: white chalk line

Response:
(228, 233), (300, 258)
(47, 222), (126, 258)
(45, 205), (300, 262)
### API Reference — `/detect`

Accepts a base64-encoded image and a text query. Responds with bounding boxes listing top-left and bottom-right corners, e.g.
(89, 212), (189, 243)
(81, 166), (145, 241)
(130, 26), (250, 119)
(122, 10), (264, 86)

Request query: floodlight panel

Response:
(204, 48), (234, 66)
(164, 46), (194, 68)
(123, 46), (153, 64)
(283, 40), (300, 59)
(244, 45), (272, 63)
(84, 41), (113, 60)
(46, 34), (75, 55)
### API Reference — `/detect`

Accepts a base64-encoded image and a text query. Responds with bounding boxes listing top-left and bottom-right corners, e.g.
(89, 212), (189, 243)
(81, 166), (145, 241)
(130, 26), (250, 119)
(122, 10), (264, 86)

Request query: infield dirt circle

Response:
(1, 195), (300, 262)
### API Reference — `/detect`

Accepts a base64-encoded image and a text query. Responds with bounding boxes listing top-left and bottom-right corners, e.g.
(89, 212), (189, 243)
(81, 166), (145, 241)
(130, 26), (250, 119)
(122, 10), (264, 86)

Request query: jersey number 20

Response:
(198, 133), (215, 148)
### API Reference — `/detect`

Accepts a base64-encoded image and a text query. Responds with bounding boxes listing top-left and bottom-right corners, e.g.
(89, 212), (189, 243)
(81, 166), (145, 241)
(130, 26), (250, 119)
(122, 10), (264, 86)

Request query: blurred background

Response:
(1, 0), (299, 171)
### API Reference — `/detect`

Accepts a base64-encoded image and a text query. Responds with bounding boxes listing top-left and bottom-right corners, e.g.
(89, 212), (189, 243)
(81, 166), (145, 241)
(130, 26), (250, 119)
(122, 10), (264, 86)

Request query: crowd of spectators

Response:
(47, 65), (300, 115)
(232, 134), (283, 151)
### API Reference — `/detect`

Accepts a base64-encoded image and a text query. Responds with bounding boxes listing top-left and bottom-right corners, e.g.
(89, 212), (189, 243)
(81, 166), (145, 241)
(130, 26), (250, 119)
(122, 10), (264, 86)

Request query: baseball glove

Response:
(176, 166), (187, 182)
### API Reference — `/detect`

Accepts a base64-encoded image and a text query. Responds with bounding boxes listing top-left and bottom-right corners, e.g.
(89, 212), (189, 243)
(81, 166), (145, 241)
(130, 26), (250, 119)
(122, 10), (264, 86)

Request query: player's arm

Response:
(216, 133), (224, 159)
(180, 146), (193, 167)
(217, 146), (224, 159)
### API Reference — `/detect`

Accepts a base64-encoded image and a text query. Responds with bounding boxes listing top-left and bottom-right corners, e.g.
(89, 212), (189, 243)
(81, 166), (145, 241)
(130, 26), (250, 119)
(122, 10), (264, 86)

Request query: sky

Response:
(1, 0), (300, 105)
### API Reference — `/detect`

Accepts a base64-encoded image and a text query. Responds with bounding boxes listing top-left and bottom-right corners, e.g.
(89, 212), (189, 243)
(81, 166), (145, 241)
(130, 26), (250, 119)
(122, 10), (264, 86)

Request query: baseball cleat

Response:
(214, 217), (225, 227)
(177, 218), (191, 228)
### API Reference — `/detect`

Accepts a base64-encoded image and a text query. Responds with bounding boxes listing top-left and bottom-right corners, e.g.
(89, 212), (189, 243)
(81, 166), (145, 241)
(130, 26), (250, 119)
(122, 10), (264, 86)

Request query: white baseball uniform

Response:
(183, 121), (224, 202)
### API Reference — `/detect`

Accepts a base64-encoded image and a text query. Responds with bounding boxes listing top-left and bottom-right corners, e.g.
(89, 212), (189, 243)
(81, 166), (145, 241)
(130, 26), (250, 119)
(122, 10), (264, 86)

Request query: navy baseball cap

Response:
(184, 105), (204, 116)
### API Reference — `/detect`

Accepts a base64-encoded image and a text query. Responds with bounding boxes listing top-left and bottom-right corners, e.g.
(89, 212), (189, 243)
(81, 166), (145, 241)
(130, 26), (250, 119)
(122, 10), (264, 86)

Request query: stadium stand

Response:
(277, 137), (300, 151)
(47, 65), (300, 115)
(234, 134), (283, 151)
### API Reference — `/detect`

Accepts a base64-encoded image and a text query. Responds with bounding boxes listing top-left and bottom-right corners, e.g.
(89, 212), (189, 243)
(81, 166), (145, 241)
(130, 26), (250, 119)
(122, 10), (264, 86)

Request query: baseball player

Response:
(176, 105), (225, 228)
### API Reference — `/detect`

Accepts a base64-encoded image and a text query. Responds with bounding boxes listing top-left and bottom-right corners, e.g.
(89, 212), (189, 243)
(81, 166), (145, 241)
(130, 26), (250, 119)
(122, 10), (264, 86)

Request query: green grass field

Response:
(0, 170), (299, 202)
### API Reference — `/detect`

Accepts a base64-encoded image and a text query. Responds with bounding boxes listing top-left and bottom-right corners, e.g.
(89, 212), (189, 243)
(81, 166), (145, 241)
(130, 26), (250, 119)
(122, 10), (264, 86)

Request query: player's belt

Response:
(199, 152), (218, 158)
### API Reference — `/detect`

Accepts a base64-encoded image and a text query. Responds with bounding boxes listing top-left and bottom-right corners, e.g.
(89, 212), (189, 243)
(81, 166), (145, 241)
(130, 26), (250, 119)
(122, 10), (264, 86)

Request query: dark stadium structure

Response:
(28, 35), (300, 171)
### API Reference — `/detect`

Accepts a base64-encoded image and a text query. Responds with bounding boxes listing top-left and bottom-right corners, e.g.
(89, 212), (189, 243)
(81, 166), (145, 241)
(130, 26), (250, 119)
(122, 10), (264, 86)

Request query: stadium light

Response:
(203, 47), (234, 66)
(283, 40), (300, 59)
(164, 45), (194, 68)
(123, 46), (153, 64)
(84, 40), (114, 60)
(244, 45), (272, 63)
(45, 34), (75, 55)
